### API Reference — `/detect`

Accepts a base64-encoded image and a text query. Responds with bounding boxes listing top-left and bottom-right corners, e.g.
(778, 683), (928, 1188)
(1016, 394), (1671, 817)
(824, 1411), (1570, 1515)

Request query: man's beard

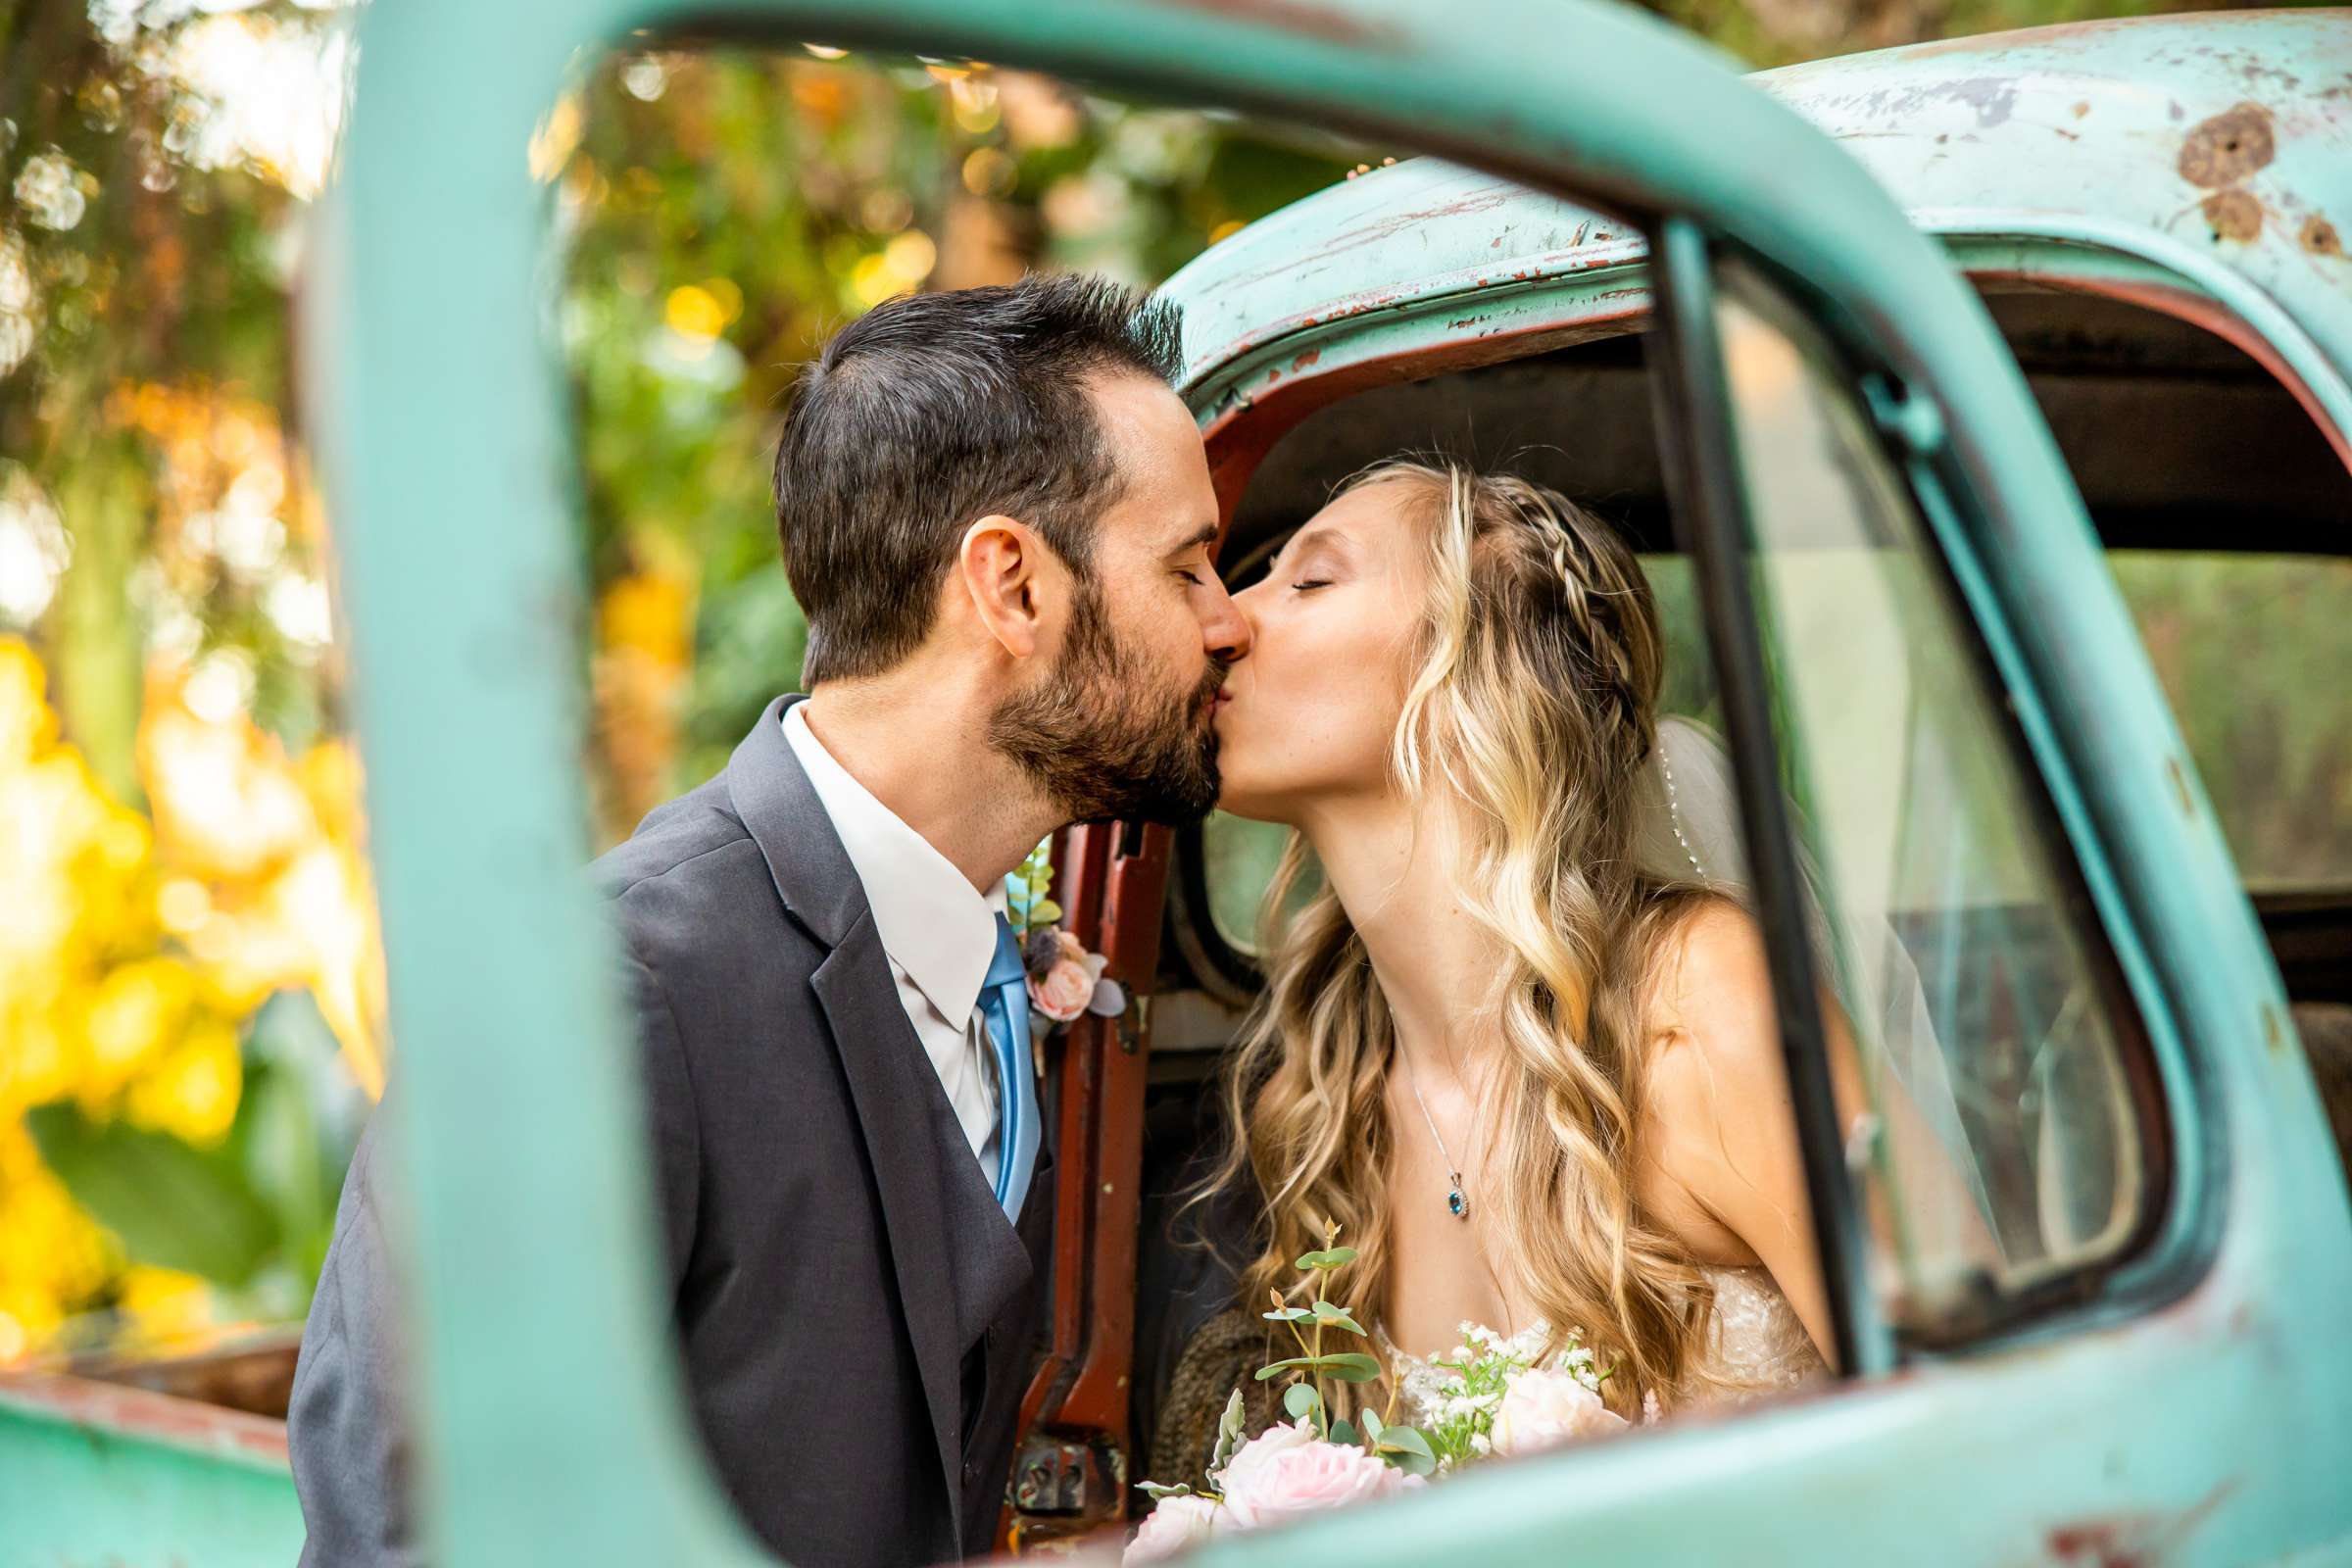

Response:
(987, 579), (1226, 827)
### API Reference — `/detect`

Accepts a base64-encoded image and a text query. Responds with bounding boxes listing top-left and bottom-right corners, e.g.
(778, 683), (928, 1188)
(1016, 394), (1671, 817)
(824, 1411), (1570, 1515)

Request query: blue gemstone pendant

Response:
(1446, 1181), (1469, 1220)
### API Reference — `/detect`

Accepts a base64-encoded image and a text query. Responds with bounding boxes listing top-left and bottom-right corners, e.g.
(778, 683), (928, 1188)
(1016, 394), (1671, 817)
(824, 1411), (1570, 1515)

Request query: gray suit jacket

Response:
(288, 695), (1056, 1566)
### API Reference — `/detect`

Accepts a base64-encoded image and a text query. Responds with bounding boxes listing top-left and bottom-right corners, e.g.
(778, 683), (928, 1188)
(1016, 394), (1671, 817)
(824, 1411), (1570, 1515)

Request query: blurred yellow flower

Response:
(0, 631), (388, 1362)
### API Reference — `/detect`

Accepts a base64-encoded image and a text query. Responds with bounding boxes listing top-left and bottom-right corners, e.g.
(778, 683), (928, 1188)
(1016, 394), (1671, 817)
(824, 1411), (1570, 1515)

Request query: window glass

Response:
(2107, 552), (2352, 894)
(1711, 257), (2158, 1326)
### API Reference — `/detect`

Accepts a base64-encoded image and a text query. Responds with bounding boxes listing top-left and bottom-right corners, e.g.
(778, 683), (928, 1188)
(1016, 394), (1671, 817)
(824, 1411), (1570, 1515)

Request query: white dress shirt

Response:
(781, 701), (1007, 1185)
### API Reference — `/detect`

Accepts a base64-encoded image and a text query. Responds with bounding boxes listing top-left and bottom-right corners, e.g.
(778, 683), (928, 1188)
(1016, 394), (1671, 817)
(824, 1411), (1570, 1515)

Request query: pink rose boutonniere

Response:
(1006, 839), (1126, 1030)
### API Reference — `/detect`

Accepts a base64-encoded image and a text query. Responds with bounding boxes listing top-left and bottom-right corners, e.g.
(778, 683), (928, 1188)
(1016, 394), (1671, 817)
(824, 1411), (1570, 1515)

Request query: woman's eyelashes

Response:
(1291, 578), (1331, 592)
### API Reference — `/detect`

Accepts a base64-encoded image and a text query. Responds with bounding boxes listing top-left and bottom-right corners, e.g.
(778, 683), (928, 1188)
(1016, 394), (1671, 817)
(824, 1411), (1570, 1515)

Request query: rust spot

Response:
(2263, 1003), (2286, 1056)
(2073, 100), (2090, 118)
(1289, 347), (1320, 370)
(2167, 756), (2197, 814)
(2046, 1482), (2236, 1568)
(2202, 188), (2263, 242)
(2179, 103), (2275, 187)
(1153, 0), (1403, 47)
(2304, 216), (2345, 258)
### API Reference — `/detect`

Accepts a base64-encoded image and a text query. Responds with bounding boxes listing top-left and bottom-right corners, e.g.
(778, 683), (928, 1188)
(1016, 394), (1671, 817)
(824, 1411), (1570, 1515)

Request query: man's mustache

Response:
(1191, 658), (1233, 713)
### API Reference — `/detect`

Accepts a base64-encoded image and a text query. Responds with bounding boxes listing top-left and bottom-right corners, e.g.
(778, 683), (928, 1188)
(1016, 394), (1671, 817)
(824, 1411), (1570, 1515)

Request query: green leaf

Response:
(1329, 1418), (1358, 1447)
(1360, 1408), (1385, 1442)
(1210, 1388), (1248, 1473)
(1375, 1425), (1435, 1464)
(1295, 1247), (1358, 1270)
(26, 1103), (277, 1288)
(1261, 1306), (1312, 1322)
(1282, 1382), (1321, 1420)
(1253, 1352), (1383, 1384)
(1136, 1481), (1193, 1499)
(1310, 1299), (1366, 1335)
(1375, 1425), (1438, 1476)
(1031, 900), (1063, 926)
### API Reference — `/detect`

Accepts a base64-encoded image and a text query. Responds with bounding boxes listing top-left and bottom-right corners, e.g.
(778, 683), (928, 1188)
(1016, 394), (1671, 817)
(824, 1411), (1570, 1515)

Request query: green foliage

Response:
(26, 1103), (278, 1288)
(26, 990), (360, 1308)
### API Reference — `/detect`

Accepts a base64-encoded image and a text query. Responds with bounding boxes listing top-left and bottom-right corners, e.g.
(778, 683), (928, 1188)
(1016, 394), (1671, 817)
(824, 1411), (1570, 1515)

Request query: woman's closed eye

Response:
(1291, 578), (1331, 593)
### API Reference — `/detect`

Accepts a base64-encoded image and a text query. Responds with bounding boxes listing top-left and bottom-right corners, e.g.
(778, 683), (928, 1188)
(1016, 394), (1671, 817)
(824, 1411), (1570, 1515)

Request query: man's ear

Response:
(958, 514), (1051, 660)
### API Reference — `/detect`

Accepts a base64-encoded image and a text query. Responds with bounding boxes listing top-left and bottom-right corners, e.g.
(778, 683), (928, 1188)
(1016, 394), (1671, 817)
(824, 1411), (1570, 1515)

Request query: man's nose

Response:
(1200, 574), (1252, 664)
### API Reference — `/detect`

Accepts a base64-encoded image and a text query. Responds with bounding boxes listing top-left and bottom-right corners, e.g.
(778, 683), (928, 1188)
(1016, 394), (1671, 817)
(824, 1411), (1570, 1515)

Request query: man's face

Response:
(988, 372), (1250, 825)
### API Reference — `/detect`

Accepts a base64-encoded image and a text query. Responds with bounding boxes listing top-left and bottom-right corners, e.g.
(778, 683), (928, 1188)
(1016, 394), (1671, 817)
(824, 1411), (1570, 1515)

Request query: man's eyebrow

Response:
(1165, 520), (1222, 556)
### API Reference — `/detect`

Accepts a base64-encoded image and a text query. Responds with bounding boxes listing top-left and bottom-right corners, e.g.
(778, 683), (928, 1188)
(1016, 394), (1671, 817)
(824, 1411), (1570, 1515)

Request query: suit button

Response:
(962, 1459), (977, 1486)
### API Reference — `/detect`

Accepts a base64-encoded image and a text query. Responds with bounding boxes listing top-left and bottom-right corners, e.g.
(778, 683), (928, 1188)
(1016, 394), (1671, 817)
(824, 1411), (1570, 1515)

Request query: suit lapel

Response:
(725, 695), (1037, 1515)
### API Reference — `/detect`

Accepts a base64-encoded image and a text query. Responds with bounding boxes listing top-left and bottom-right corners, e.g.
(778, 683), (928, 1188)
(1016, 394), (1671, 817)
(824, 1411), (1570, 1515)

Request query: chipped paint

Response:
(2178, 102), (2276, 187)
(2305, 216), (2345, 258)
(2202, 187), (2264, 243)
(1152, 0), (1402, 48)
(2044, 1482), (2237, 1567)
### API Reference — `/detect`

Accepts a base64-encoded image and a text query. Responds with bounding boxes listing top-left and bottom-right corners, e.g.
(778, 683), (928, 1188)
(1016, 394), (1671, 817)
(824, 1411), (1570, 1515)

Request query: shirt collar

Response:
(781, 701), (1007, 1026)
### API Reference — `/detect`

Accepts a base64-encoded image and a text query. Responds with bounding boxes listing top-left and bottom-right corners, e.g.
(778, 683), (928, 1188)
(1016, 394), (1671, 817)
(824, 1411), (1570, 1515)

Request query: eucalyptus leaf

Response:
(1032, 900), (1063, 926)
(1375, 1425), (1436, 1470)
(1136, 1481), (1193, 1499)
(1282, 1382), (1320, 1420)
(1295, 1247), (1359, 1270)
(1254, 1352), (1382, 1383)
(1261, 1306), (1312, 1323)
(1210, 1388), (1248, 1473)
(1385, 1445), (1438, 1479)
(1310, 1299), (1366, 1335)
(1329, 1418), (1358, 1447)
(1360, 1408), (1385, 1442)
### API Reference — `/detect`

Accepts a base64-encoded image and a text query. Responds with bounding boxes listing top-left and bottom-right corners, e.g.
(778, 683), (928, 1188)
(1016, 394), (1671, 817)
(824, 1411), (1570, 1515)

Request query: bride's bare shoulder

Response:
(1639, 894), (1774, 1064)
(1633, 897), (1794, 1252)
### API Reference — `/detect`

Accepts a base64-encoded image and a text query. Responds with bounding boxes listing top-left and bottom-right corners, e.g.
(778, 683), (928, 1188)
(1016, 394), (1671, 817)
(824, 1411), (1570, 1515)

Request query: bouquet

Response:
(1124, 1225), (1635, 1563)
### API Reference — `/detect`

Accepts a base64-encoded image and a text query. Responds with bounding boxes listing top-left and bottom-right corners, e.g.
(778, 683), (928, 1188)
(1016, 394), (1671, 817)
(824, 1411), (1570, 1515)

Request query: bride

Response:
(1188, 458), (1836, 1441)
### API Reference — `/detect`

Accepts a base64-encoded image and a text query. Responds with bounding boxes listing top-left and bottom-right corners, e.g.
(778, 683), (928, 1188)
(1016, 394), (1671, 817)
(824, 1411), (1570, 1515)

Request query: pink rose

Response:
(1490, 1367), (1628, 1457)
(1218, 1419), (1420, 1531)
(1123, 1493), (1223, 1563)
(1029, 930), (1107, 1022)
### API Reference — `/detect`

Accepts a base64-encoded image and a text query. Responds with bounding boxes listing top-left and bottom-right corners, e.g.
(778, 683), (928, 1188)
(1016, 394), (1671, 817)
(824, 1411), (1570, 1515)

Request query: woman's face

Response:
(1213, 478), (1431, 824)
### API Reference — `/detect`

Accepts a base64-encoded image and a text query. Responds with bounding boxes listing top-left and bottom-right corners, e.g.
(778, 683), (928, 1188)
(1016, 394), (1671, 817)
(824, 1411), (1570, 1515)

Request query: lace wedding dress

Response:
(1384, 1264), (1826, 1431)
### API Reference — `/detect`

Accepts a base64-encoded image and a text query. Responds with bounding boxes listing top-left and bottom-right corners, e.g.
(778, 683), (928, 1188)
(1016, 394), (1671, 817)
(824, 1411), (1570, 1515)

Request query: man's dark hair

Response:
(772, 273), (1185, 685)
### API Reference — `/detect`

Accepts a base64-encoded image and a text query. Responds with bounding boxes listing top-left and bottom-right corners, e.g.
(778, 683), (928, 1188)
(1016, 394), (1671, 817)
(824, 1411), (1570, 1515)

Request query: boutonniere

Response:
(1006, 839), (1127, 1028)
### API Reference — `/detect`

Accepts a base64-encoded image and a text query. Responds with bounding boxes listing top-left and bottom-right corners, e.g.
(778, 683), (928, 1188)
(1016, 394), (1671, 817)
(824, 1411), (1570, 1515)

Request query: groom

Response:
(287, 273), (1250, 1566)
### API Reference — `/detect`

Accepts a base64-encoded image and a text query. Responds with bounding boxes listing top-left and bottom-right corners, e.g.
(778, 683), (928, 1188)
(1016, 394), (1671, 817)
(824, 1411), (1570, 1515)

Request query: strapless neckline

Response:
(1378, 1264), (1825, 1433)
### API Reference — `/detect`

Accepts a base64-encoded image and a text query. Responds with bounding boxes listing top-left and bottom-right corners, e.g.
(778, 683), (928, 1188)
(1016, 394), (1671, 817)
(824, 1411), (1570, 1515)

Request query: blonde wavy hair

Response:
(1206, 458), (1728, 1418)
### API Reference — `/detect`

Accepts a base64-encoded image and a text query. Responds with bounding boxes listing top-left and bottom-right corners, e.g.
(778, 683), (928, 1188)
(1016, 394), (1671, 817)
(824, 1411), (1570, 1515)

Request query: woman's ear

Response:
(958, 514), (1049, 660)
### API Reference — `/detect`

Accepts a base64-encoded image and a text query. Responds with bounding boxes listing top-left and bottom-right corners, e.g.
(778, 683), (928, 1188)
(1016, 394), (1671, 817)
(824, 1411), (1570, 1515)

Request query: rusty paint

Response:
(2178, 102), (2276, 187)
(1151, 0), (1402, 49)
(2263, 1003), (2286, 1057)
(2073, 99), (2090, 118)
(2201, 187), (2264, 242)
(2304, 216), (2345, 258)
(0, 1371), (290, 1468)
(1008, 817), (1170, 1544)
(2168, 756), (2197, 815)
(1216, 185), (1519, 291)
(2044, 1480), (2237, 1568)
(1290, 347), (1320, 369)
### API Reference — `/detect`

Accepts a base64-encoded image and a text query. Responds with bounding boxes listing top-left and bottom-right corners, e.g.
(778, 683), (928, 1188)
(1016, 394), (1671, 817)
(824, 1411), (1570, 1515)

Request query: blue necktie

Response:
(982, 913), (1041, 1221)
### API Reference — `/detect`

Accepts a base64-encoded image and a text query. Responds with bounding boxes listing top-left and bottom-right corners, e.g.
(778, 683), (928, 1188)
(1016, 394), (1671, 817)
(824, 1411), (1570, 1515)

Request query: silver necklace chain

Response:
(1399, 1049), (1471, 1221)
